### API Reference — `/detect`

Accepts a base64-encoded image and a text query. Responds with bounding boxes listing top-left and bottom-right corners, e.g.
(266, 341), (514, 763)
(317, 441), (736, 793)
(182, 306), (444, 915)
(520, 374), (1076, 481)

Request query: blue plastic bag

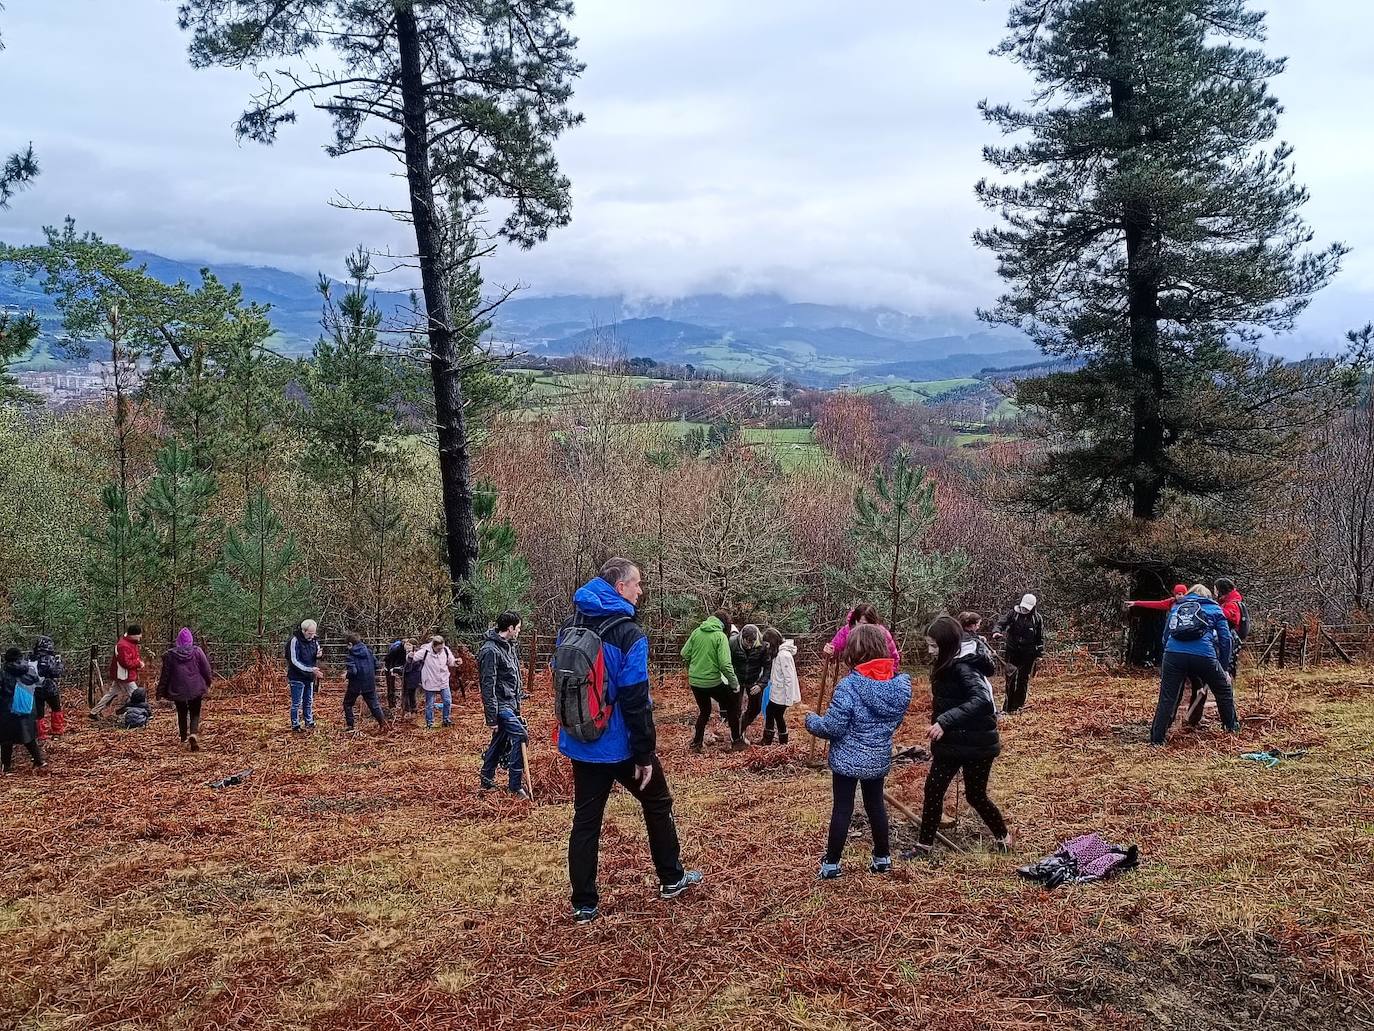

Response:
(10, 682), (34, 716)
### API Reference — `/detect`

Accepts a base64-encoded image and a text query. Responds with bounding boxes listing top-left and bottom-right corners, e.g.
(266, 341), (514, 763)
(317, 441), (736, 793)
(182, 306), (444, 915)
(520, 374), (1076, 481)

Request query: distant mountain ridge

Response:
(3, 250), (1040, 384)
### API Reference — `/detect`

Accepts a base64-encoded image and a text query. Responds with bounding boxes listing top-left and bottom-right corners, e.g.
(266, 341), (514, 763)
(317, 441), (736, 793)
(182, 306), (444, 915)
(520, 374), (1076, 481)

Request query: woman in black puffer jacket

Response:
(916, 615), (1009, 853)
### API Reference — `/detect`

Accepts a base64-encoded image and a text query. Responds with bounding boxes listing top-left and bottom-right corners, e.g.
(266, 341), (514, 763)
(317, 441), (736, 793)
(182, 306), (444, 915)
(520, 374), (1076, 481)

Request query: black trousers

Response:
(919, 755), (1006, 846)
(762, 702), (789, 743)
(1, 741), (43, 769)
(1004, 655), (1036, 712)
(35, 682), (62, 718)
(344, 682), (387, 730)
(569, 757), (685, 910)
(1151, 651), (1238, 744)
(740, 687), (764, 735)
(175, 698), (202, 740)
(825, 773), (889, 863)
(385, 668), (400, 710)
(691, 685), (742, 745)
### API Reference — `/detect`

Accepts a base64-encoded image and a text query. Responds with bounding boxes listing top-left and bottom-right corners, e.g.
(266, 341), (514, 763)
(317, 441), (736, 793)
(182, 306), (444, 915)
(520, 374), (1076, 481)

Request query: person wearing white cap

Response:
(992, 593), (1044, 713)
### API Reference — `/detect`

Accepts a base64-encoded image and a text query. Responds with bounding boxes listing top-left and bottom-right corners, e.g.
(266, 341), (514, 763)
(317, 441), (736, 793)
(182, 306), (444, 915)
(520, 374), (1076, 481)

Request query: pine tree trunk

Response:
(396, 5), (478, 632)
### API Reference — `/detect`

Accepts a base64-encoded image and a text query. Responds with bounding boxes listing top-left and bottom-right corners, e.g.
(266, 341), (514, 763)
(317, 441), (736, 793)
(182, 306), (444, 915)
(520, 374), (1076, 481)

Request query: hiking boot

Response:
(479, 777), (497, 791)
(510, 788), (533, 802)
(729, 739), (749, 752)
(291, 724), (304, 734)
(869, 856), (893, 875)
(777, 734), (789, 746)
(818, 860), (843, 880)
(441, 720), (454, 728)
(660, 870), (704, 899)
(573, 906), (600, 925)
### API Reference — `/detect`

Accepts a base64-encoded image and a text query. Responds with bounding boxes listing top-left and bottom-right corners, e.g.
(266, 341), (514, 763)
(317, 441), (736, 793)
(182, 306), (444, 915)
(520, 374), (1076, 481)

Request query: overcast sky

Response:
(1, 1), (1371, 347)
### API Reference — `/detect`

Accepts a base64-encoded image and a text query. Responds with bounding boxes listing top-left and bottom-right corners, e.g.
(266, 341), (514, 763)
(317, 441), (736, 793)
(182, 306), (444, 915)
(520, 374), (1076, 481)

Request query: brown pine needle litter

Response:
(2, 665), (1373, 1030)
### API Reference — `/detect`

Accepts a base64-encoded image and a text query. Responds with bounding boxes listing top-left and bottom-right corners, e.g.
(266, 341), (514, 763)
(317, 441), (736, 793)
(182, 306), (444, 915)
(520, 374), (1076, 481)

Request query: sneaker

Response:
(291, 724), (304, 734)
(818, 860), (843, 880)
(479, 777), (497, 791)
(659, 870), (704, 899)
(441, 720), (453, 728)
(729, 739), (749, 752)
(344, 727), (360, 736)
(572, 906), (600, 924)
(869, 856), (893, 875)
(305, 722), (317, 731)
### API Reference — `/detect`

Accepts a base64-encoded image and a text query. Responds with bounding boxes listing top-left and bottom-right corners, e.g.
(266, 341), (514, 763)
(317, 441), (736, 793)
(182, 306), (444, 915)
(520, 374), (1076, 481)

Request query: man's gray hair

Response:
(600, 556), (639, 586)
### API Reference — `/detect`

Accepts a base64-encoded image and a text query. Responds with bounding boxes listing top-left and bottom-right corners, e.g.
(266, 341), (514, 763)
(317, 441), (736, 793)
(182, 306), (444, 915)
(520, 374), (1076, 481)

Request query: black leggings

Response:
(826, 773), (889, 863)
(762, 702), (789, 742)
(1, 741), (43, 769)
(176, 698), (202, 741)
(691, 685), (741, 745)
(919, 755), (1006, 846)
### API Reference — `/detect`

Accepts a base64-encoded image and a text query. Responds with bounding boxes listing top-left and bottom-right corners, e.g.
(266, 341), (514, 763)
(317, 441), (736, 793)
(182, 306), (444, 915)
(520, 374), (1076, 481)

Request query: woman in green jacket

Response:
(681, 611), (745, 753)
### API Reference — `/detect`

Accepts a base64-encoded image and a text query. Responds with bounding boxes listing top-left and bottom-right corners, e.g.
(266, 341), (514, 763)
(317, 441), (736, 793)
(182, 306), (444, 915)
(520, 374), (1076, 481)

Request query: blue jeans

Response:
(289, 679), (315, 728)
(425, 688), (452, 727)
(480, 709), (529, 790)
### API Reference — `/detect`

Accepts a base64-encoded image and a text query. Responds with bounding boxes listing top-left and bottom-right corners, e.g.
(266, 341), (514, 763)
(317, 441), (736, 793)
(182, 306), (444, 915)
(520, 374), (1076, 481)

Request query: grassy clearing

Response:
(3, 666), (1371, 1029)
(857, 378), (981, 404)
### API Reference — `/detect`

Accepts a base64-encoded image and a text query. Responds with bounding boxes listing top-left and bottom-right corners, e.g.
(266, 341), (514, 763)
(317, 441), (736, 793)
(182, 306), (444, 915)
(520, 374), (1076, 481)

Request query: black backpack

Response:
(553, 616), (630, 743)
(1237, 601), (1250, 642)
(1167, 600), (1208, 642)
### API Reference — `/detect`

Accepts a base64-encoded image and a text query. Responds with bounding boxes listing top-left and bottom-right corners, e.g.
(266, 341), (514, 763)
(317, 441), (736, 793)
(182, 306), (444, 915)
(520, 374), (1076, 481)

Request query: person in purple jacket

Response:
(156, 627), (213, 751)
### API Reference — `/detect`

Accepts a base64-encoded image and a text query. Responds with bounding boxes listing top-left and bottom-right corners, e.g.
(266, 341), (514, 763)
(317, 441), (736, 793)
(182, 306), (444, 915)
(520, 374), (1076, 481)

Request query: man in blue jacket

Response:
(1149, 585), (1239, 745)
(559, 557), (702, 923)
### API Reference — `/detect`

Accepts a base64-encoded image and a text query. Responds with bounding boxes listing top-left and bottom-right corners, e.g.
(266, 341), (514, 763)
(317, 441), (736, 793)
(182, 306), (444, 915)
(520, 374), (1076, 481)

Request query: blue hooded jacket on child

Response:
(805, 658), (912, 780)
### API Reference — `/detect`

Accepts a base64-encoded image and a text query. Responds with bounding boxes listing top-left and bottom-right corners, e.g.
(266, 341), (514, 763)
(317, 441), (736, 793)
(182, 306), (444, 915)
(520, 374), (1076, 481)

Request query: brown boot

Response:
(188, 734), (201, 752)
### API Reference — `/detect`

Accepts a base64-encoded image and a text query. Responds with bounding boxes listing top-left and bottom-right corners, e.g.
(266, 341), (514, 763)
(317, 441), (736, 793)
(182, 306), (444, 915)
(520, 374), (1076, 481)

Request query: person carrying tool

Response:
(478, 611), (530, 799)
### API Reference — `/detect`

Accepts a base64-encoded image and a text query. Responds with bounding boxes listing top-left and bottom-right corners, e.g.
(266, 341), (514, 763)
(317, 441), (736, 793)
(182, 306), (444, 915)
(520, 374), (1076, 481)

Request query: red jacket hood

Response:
(855, 658), (895, 681)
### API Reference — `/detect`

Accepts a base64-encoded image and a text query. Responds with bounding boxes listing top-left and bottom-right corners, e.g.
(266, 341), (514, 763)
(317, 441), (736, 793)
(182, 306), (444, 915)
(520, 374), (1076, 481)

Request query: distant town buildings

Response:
(14, 360), (143, 407)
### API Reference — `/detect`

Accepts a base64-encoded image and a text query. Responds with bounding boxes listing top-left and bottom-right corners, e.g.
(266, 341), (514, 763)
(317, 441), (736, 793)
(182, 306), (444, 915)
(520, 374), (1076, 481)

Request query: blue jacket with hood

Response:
(557, 577), (656, 765)
(805, 659), (913, 780)
(344, 641), (378, 692)
(1162, 593), (1234, 669)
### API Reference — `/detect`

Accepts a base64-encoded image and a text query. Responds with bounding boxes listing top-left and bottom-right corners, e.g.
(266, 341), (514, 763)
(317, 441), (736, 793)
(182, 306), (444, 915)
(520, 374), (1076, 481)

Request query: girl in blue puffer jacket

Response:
(805, 624), (913, 879)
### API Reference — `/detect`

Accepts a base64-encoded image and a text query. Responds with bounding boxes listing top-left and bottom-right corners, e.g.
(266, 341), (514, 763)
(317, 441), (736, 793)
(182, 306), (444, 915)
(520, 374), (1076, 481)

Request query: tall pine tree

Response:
(976, 0), (1348, 606)
(207, 490), (312, 646)
(176, 0), (582, 631)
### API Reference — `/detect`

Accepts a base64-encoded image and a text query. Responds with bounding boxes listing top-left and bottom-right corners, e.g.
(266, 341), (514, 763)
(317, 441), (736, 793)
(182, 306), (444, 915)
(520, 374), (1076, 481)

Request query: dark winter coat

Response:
(996, 608), (1044, 662)
(478, 629), (522, 725)
(117, 687), (153, 730)
(805, 658), (913, 780)
(285, 632), (321, 682)
(930, 644), (1002, 762)
(730, 634), (769, 693)
(344, 642), (379, 693)
(31, 637), (64, 687)
(157, 645), (212, 703)
(0, 658), (40, 746)
(385, 639), (408, 672)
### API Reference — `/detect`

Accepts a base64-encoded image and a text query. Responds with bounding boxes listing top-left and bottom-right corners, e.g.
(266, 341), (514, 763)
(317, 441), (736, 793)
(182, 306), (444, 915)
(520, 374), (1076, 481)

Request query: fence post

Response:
(87, 644), (98, 707)
(1277, 628), (1287, 669)
(1299, 626), (1309, 670)
(526, 631), (540, 695)
(1313, 621), (1323, 667)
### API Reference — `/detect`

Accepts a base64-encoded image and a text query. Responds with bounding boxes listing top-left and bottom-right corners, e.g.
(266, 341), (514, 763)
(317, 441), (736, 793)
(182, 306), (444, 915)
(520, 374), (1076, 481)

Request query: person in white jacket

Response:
(760, 629), (800, 745)
(413, 635), (459, 728)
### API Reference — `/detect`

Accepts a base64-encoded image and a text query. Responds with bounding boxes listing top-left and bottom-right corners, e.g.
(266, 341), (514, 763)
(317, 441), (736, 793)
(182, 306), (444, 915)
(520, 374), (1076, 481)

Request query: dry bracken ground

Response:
(2, 663), (1373, 1030)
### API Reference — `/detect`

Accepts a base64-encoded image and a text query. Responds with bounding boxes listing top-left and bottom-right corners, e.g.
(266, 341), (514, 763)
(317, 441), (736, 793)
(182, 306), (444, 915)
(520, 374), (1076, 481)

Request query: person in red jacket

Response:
(1214, 577), (1245, 677)
(1126, 584), (1187, 613)
(90, 625), (145, 720)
